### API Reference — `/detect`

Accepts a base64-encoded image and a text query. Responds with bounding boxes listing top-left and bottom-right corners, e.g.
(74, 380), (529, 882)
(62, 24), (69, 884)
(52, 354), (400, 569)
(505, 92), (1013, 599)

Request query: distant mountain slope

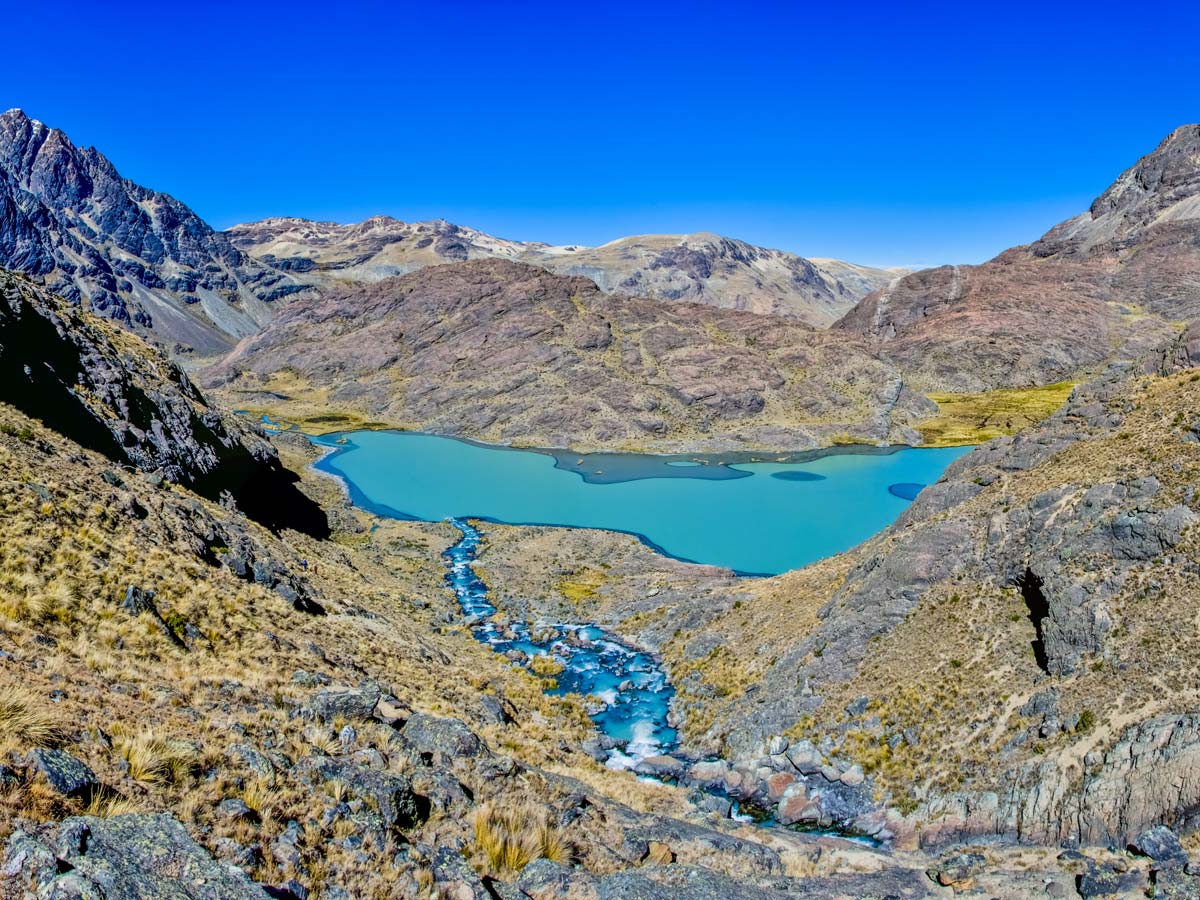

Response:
(226, 217), (901, 326)
(0, 110), (308, 354)
(838, 125), (1200, 390)
(202, 259), (933, 453)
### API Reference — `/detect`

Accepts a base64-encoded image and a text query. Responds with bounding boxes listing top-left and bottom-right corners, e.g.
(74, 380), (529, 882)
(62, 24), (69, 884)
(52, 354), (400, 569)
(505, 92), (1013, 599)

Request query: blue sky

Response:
(4, 1), (1198, 267)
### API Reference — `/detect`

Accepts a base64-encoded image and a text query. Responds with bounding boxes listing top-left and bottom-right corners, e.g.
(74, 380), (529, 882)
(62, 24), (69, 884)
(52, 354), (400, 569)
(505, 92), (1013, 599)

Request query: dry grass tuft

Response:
(113, 728), (197, 784)
(0, 686), (64, 752)
(472, 800), (572, 875)
(83, 790), (142, 818)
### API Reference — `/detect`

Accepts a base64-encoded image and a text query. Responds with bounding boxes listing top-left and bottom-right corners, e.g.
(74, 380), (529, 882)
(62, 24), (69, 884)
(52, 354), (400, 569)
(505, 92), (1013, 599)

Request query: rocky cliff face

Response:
(202, 259), (932, 452)
(0, 268), (326, 537)
(227, 217), (900, 326)
(0, 110), (308, 354)
(839, 125), (1200, 391)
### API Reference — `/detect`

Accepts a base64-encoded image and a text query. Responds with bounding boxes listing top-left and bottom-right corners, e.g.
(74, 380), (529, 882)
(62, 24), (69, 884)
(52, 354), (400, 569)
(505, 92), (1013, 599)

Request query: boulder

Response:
(517, 858), (600, 900)
(300, 682), (381, 722)
(2, 814), (271, 899)
(295, 757), (428, 830)
(400, 713), (484, 761)
(28, 747), (98, 797)
(1130, 825), (1188, 869)
(632, 755), (687, 780)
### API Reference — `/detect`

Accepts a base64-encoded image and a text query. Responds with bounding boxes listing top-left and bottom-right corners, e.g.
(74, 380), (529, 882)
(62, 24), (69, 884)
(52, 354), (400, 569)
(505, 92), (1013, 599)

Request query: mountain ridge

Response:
(226, 216), (903, 326)
(838, 123), (1200, 391)
(0, 109), (309, 354)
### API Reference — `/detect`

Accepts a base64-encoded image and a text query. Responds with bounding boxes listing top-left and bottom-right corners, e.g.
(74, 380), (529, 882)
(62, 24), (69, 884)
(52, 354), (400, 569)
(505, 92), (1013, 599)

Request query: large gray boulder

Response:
(1, 813), (270, 899)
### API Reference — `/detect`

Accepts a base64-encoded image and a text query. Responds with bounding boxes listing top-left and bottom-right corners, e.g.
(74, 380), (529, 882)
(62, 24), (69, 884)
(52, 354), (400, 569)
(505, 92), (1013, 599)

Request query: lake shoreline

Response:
(302, 427), (972, 576)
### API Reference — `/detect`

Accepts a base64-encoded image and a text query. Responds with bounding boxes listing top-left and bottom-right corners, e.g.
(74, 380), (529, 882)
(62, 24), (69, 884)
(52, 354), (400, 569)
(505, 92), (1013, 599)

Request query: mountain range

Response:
(227, 217), (902, 326)
(0, 108), (898, 357)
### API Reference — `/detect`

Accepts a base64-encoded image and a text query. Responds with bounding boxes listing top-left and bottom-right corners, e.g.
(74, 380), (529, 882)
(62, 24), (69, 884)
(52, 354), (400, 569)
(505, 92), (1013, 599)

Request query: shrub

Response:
(1076, 709), (1096, 733)
(113, 728), (197, 784)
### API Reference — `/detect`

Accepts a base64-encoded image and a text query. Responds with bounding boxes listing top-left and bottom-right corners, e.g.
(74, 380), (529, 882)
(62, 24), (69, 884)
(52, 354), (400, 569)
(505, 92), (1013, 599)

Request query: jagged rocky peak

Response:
(0, 109), (308, 354)
(1037, 122), (1200, 251)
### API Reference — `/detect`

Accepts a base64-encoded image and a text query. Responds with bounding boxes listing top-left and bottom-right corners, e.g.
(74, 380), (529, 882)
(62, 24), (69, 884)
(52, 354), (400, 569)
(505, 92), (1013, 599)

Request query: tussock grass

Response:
(113, 728), (197, 784)
(472, 801), (572, 874)
(83, 790), (142, 818)
(0, 686), (64, 752)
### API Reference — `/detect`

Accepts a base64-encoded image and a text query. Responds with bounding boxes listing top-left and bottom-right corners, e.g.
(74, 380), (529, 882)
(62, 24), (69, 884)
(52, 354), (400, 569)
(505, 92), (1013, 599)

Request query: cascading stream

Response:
(442, 517), (677, 770)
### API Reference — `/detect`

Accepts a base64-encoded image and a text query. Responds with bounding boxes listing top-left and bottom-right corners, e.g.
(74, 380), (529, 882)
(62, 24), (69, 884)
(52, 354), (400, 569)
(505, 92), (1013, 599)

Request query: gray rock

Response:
(2, 813), (271, 899)
(430, 844), (490, 899)
(28, 748), (98, 797)
(1130, 824), (1188, 868)
(1077, 863), (1148, 898)
(226, 743), (276, 782)
(295, 757), (428, 829)
(300, 682), (381, 722)
(632, 755), (687, 780)
(517, 858), (598, 898)
(216, 798), (256, 821)
(400, 712), (484, 761)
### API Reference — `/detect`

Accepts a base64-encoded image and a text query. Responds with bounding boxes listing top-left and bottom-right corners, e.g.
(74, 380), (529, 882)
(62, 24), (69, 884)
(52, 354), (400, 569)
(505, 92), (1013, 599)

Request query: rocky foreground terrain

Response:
(202, 259), (934, 453)
(839, 125), (1200, 391)
(227, 218), (901, 326)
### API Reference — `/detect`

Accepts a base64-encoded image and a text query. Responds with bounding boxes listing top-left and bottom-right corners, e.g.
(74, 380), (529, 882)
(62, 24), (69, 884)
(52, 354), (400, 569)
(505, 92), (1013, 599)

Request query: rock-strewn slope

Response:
(227, 217), (901, 326)
(0, 268), (325, 537)
(202, 259), (932, 453)
(0, 399), (1175, 900)
(838, 125), (1200, 391)
(0, 110), (307, 354)
(475, 360), (1200, 850)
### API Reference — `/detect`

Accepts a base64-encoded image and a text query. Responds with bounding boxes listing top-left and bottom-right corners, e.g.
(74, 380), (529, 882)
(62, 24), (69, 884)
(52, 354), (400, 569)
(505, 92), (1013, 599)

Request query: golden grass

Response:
(916, 381), (1077, 446)
(0, 686), (64, 752)
(472, 801), (572, 875)
(113, 728), (197, 784)
(83, 790), (142, 818)
(558, 568), (605, 605)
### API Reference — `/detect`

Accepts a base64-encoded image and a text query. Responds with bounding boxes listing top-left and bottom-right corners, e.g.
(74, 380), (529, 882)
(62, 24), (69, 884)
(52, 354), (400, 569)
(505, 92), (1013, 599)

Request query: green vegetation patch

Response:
(917, 382), (1077, 446)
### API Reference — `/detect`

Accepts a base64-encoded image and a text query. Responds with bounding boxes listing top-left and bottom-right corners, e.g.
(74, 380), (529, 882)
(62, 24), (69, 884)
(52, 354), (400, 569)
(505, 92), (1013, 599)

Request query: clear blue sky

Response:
(4, 1), (1198, 267)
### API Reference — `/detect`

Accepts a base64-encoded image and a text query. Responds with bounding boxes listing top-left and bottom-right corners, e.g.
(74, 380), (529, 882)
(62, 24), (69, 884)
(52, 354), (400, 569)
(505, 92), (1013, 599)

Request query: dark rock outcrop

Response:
(0, 269), (327, 538)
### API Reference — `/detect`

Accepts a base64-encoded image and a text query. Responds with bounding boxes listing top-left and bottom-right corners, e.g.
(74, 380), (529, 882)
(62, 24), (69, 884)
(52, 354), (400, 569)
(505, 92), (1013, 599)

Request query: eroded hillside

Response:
(201, 259), (933, 454)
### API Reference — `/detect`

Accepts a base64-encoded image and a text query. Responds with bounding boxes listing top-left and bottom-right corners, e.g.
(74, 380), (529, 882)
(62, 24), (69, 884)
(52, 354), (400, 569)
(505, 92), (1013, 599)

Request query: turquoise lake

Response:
(310, 431), (973, 575)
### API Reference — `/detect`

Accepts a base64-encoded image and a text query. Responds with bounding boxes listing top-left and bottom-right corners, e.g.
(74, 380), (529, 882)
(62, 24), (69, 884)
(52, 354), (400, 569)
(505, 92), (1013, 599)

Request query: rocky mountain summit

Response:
(0, 110), (307, 354)
(202, 259), (933, 452)
(839, 125), (1200, 391)
(227, 216), (900, 326)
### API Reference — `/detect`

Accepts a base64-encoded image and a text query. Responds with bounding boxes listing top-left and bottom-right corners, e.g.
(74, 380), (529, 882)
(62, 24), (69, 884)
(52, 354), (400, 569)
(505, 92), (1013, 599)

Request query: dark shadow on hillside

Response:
(1018, 568), (1051, 674)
